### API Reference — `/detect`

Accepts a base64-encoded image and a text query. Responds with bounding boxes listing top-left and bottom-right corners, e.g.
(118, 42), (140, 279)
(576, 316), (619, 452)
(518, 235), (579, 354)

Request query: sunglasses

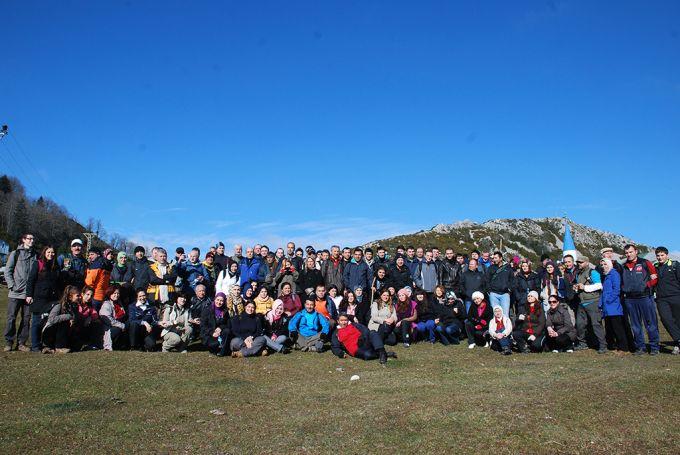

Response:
(549, 299), (559, 303)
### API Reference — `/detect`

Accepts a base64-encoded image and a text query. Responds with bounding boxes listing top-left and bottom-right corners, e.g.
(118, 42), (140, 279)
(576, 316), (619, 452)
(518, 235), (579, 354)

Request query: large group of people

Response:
(3, 233), (680, 364)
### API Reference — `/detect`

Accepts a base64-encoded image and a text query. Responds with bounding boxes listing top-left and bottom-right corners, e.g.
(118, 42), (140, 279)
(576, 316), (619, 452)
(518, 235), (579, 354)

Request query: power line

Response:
(8, 131), (58, 201)
(1, 139), (43, 196)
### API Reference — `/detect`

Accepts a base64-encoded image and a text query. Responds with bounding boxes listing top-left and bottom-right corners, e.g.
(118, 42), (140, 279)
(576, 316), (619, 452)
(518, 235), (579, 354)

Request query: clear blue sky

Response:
(1, 1), (679, 252)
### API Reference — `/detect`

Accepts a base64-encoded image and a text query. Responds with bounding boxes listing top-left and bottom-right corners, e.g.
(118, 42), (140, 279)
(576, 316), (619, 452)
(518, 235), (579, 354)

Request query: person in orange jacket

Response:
(85, 247), (111, 311)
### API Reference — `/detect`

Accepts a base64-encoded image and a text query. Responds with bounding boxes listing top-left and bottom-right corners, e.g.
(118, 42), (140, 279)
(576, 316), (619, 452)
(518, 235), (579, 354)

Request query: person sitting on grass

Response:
(279, 282), (302, 317)
(513, 291), (546, 353)
(188, 284), (211, 339)
(331, 313), (397, 364)
(313, 284), (338, 330)
(288, 298), (330, 352)
(200, 292), (230, 355)
(545, 296), (576, 353)
(42, 285), (80, 354)
(264, 299), (291, 354)
(395, 288), (418, 347)
(414, 289), (437, 343)
(99, 284), (127, 351)
(466, 291), (493, 349)
(433, 290), (466, 345)
(368, 288), (398, 346)
(226, 286), (244, 318)
(160, 293), (192, 353)
(229, 301), (268, 358)
(127, 288), (160, 352)
(75, 285), (103, 350)
(254, 286), (274, 316)
(488, 306), (513, 355)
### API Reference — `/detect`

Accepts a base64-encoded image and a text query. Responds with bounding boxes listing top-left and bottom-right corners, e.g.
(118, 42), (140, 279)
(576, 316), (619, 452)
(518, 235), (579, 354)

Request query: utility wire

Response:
(1, 139), (43, 196)
(8, 131), (58, 200)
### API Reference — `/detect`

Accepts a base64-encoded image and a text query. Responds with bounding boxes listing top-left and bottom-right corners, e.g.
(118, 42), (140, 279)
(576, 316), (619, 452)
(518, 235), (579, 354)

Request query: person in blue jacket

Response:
(176, 248), (210, 297)
(288, 298), (330, 352)
(239, 247), (262, 287)
(127, 288), (160, 351)
(599, 258), (630, 352)
(343, 248), (371, 293)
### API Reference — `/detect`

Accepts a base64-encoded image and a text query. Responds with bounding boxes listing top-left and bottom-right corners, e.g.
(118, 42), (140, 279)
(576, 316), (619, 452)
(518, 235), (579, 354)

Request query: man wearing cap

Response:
(597, 247), (623, 277)
(131, 246), (152, 293)
(572, 256), (607, 354)
(58, 239), (88, 289)
(621, 244), (659, 355)
(85, 247), (111, 311)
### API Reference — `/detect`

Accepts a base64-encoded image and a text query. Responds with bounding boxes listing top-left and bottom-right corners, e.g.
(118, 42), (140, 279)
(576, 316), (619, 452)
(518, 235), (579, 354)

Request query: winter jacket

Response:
(216, 270), (240, 296)
(57, 253), (87, 289)
(432, 299), (466, 328)
(265, 314), (290, 337)
(467, 301), (493, 331)
(600, 269), (624, 317)
(26, 259), (61, 314)
(43, 303), (74, 332)
(655, 259), (680, 299)
(110, 264), (133, 285)
(99, 299), (127, 350)
(131, 257), (152, 291)
(147, 262), (177, 302)
(200, 304), (230, 346)
(489, 315), (513, 338)
(176, 260), (210, 295)
(540, 274), (566, 305)
(460, 269), (486, 300)
(414, 260), (439, 292)
(513, 272), (541, 312)
(280, 293), (302, 316)
(238, 257), (262, 286)
(416, 300), (436, 322)
(274, 267), (299, 294)
(405, 257), (419, 277)
(368, 302), (397, 331)
(297, 268), (324, 296)
(160, 304), (192, 338)
(85, 257), (111, 301)
(485, 263), (513, 294)
(343, 260), (372, 292)
(288, 309), (330, 338)
(546, 304), (576, 339)
(5, 245), (37, 299)
(438, 259), (462, 293)
(331, 322), (371, 358)
(127, 302), (159, 326)
(254, 296), (274, 315)
(190, 296), (212, 320)
(621, 258), (658, 299)
(515, 303), (546, 336)
(229, 312), (265, 339)
(387, 264), (413, 290)
(321, 258), (345, 293)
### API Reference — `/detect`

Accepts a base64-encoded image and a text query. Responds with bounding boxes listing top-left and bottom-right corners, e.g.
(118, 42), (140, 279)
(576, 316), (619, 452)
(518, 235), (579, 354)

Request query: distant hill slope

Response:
(366, 217), (651, 262)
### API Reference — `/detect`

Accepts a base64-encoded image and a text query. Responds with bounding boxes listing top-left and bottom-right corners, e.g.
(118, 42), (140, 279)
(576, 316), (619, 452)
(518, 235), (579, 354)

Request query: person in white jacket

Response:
(488, 306), (513, 355)
(215, 262), (240, 296)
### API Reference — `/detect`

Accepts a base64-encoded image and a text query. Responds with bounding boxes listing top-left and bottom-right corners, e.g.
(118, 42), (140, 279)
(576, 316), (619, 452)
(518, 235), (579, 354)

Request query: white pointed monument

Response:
(562, 219), (577, 260)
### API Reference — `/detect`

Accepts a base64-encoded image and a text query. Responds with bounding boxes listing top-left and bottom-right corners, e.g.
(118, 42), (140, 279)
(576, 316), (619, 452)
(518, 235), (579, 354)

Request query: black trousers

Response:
(355, 330), (386, 360)
(43, 322), (72, 349)
(546, 333), (574, 351)
(513, 330), (544, 352)
(604, 315), (630, 351)
(395, 321), (412, 343)
(465, 321), (488, 345)
(128, 321), (159, 351)
(376, 323), (397, 346)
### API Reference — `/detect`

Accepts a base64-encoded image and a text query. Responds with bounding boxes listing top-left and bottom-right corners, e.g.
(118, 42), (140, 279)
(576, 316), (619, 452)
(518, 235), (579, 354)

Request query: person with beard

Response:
(216, 261), (240, 296)
(25, 245), (61, 352)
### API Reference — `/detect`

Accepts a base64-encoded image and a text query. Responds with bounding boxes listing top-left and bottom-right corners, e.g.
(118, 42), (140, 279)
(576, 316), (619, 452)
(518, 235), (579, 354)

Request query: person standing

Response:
(620, 244), (659, 355)
(654, 246), (680, 355)
(438, 248), (462, 296)
(599, 258), (630, 353)
(572, 257), (607, 354)
(485, 251), (513, 318)
(414, 251), (439, 300)
(57, 239), (87, 290)
(25, 245), (61, 352)
(84, 247), (111, 311)
(4, 233), (37, 352)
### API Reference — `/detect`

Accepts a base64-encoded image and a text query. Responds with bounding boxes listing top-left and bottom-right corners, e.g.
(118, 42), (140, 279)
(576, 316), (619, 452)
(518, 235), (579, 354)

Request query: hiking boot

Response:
(502, 347), (512, 356)
(573, 344), (588, 351)
(379, 350), (387, 364)
(3, 345), (12, 352)
(260, 349), (269, 357)
(17, 345), (30, 353)
(386, 351), (397, 359)
(633, 349), (645, 356)
(672, 346), (680, 356)
(42, 347), (54, 354)
(403, 342), (410, 348)
(649, 350), (659, 356)
(597, 348), (607, 355)
(231, 351), (244, 358)
(55, 348), (71, 354)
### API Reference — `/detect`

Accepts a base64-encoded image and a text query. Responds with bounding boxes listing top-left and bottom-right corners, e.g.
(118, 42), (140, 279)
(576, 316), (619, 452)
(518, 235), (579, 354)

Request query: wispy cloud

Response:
(140, 207), (188, 217)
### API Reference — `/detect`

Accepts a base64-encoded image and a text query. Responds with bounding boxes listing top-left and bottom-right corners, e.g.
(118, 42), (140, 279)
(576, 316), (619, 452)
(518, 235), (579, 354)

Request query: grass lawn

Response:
(0, 289), (678, 454)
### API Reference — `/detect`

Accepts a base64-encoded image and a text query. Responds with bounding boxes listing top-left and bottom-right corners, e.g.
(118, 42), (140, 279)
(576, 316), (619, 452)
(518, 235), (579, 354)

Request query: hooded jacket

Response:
(288, 309), (330, 338)
(5, 245), (37, 299)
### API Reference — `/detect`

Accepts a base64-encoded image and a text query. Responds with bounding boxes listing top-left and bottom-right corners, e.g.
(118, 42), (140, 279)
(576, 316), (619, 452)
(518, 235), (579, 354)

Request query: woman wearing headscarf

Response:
(226, 286), (244, 318)
(200, 291), (230, 355)
(489, 306), (513, 355)
(264, 299), (291, 354)
(600, 258), (630, 352)
(216, 261), (240, 296)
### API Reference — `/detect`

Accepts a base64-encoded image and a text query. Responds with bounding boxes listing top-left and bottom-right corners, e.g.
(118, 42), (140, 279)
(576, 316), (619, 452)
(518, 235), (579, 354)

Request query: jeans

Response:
(436, 324), (461, 345)
(491, 330), (511, 350)
(4, 298), (30, 346)
(464, 300), (473, 314)
(489, 292), (510, 318)
(30, 313), (48, 351)
(624, 296), (660, 351)
(265, 334), (289, 352)
(415, 320), (436, 342)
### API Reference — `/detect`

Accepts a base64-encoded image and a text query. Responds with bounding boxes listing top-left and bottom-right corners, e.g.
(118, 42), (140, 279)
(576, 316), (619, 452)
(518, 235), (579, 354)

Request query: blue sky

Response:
(1, 1), (679, 252)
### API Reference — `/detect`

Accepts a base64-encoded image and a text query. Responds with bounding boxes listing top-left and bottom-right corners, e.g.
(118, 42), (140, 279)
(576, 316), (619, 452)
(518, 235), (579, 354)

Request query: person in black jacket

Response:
(297, 257), (324, 300)
(432, 291), (466, 345)
(439, 248), (463, 295)
(110, 251), (134, 304)
(513, 291), (546, 353)
(513, 260), (541, 316)
(25, 246), (61, 352)
(387, 255), (413, 290)
(465, 291), (494, 348)
(229, 301), (268, 358)
(200, 295), (230, 355)
(460, 259), (486, 313)
(485, 252), (513, 318)
(130, 246), (152, 294)
(331, 313), (397, 364)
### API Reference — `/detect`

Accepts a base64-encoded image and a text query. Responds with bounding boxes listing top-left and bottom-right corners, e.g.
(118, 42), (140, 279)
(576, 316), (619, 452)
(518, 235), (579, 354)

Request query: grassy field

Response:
(0, 289), (679, 454)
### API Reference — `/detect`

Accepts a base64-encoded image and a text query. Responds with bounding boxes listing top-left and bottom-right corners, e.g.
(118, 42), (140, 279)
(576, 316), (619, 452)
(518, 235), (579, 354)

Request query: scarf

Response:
(495, 316), (505, 331)
(113, 302), (126, 320)
(265, 300), (284, 325)
(212, 302), (225, 320)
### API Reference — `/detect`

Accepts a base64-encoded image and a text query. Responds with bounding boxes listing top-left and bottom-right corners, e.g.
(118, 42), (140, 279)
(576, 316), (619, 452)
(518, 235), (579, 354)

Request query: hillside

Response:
(366, 217), (651, 262)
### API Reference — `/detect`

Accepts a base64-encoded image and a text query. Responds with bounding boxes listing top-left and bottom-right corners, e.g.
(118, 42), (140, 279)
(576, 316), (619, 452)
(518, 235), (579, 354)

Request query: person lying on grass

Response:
(288, 298), (330, 352)
(331, 313), (397, 364)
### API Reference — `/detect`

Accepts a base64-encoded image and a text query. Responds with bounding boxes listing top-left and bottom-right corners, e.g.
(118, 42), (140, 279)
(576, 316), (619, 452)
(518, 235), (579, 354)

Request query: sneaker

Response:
(17, 345), (30, 353)
(597, 348), (607, 355)
(55, 348), (71, 354)
(484, 342), (490, 348)
(180, 350), (188, 354)
(468, 344), (475, 349)
(566, 349), (574, 353)
(386, 351), (398, 359)
(42, 347), (54, 354)
(672, 346), (680, 356)
(260, 349), (269, 357)
(649, 350), (659, 356)
(231, 351), (244, 358)
(633, 349), (645, 356)
(161, 348), (170, 353)
(403, 342), (410, 348)
(573, 344), (588, 351)
(3, 345), (12, 352)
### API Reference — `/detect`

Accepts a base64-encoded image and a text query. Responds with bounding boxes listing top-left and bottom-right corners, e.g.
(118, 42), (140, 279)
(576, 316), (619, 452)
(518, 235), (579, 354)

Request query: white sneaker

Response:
(468, 344), (475, 349)
(484, 342), (490, 348)
(672, 346), (680, 356)
(566, 349), (574, 353)
(551, 349), (559, 353)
